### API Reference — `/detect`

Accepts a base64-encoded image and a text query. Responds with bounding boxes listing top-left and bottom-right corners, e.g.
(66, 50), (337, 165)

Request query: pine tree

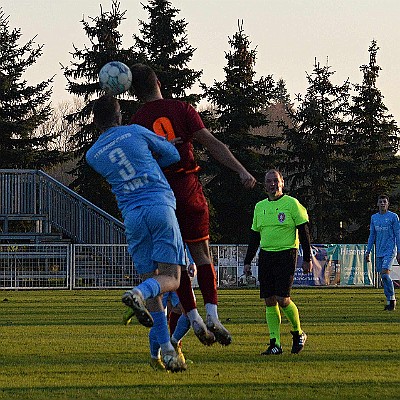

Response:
(63, 0), (203, 216)
(0, 8), (57, 169)
(279, 59), (350, 243)
(201, 21), (277, 243)
(62, 1), (138, 216)
(261, 78), (294, 140)
(274, 78), (292, 104)
(132, 0), (202, 103)
(341, 40), (400, 242)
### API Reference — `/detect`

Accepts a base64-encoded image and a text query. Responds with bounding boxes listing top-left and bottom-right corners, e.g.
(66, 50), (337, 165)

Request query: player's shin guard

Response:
(176, 270), (197, 313)
(196, 263), (218, 305)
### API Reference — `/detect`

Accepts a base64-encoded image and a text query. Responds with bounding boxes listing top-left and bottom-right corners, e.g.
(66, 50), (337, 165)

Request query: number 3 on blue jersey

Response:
(109, 147), (136, 180)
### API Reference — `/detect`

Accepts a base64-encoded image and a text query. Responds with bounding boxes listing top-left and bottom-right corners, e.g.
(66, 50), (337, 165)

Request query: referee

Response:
(244, 169), (312, 355)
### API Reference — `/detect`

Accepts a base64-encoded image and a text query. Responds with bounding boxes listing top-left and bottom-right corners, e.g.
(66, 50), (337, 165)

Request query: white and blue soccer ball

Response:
(99, 61), (132, 95)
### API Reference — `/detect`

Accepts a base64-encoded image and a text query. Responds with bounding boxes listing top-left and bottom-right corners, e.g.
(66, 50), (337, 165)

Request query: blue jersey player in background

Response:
(86, 95), (187, 372)
(366, 194), (400, 311)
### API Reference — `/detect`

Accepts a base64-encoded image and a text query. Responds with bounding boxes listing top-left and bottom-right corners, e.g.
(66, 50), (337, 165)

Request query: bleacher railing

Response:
(0, 169), (126, 244)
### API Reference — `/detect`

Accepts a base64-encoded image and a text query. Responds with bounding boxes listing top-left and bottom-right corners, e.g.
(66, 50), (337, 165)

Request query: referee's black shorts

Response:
(258, 248), (297, 299)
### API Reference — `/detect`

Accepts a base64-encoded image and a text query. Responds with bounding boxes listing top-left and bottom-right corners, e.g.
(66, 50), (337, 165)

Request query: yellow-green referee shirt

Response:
(251, 195), (309, 252)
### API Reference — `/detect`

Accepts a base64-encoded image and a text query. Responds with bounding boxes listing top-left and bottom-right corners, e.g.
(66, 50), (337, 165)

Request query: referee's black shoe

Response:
(291, 331), (307, 354)
(261, 338), (283, 355)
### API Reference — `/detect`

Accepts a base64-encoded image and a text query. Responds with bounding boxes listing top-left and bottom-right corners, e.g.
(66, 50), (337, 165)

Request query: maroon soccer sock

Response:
(176, 270), (197, 313)
(169, 310), (180, 335)
(196, 263), (218, 305)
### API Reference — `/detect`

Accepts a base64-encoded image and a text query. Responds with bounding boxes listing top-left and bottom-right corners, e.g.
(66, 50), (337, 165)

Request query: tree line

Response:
(1, 0), (399, 245)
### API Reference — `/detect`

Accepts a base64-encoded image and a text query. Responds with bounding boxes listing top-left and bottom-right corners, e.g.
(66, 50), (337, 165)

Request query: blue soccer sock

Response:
(149, 327), (161, 359)
(171, 314), (191, 344)
(381, 273), (395, 301)
(135, 278), (161, 300)
(150, 311), (174, 355)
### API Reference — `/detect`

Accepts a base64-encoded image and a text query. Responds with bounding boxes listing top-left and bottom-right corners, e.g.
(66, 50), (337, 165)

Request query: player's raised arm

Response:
(193, 128), (256, 189)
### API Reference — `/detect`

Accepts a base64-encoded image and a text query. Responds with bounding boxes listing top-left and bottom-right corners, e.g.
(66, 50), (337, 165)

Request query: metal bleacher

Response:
(0, 169), (126, 244)
(0, 169), (139, 289)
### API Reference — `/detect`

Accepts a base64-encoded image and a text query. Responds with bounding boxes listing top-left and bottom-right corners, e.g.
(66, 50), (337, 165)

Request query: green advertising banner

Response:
(295, 244), (375, 286)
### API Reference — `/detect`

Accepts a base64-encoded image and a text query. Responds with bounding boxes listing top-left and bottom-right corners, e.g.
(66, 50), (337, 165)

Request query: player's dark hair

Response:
(92, 95), (119, 129)
(378, 194), (389, 202)
(130, 63), (159, 100)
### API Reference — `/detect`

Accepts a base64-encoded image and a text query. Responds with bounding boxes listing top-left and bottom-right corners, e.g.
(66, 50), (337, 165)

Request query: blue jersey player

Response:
(147, 245), (196, 370)
(366, 194), (400, 311)
(86, 95), (186, 372)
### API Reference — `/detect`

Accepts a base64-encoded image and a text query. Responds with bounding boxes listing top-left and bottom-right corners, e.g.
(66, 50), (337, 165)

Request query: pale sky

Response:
(4, 0), (400, 122)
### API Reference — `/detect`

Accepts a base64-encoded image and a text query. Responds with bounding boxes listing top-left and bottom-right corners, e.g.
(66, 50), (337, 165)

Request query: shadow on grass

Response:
(0, 380), (397, 400)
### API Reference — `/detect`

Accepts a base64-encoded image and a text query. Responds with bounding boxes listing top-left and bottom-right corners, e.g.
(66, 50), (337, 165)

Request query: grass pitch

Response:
(0, 288), (399, 400)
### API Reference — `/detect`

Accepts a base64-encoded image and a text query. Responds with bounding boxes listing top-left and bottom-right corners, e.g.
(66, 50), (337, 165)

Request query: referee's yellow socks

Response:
(281, 301), (302, 334)
(266, 304), (281, 346)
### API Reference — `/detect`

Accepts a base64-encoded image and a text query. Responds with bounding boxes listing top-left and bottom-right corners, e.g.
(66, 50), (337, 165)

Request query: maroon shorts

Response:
(168, 174), (209, 243)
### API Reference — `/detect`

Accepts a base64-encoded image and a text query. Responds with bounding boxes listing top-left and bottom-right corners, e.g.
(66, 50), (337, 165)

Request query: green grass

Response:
(0, 288), (399, 400)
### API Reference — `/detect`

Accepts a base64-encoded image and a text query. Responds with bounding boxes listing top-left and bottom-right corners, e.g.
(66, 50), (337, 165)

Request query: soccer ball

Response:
(99, 61), (132, 95)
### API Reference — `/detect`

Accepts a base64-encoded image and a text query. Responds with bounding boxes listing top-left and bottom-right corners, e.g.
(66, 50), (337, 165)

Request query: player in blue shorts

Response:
(86, 95), (186, 372)
(147, 246), (196, 370)
(366, 194), (400, 311)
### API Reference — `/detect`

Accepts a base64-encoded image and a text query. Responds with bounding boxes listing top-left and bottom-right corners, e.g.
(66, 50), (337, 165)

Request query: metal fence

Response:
(0, 243), (254, 290)
(210, 244), (258, 288)
(0, 243), (246, 289)
(0, 244), (139, 290)
(0, 244), (71, 289)
(73, 244), (139, 289)
(0, 243), (387, 290)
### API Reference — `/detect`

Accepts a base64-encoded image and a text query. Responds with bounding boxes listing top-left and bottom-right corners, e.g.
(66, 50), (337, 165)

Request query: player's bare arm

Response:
(193, 128), (256, 189)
